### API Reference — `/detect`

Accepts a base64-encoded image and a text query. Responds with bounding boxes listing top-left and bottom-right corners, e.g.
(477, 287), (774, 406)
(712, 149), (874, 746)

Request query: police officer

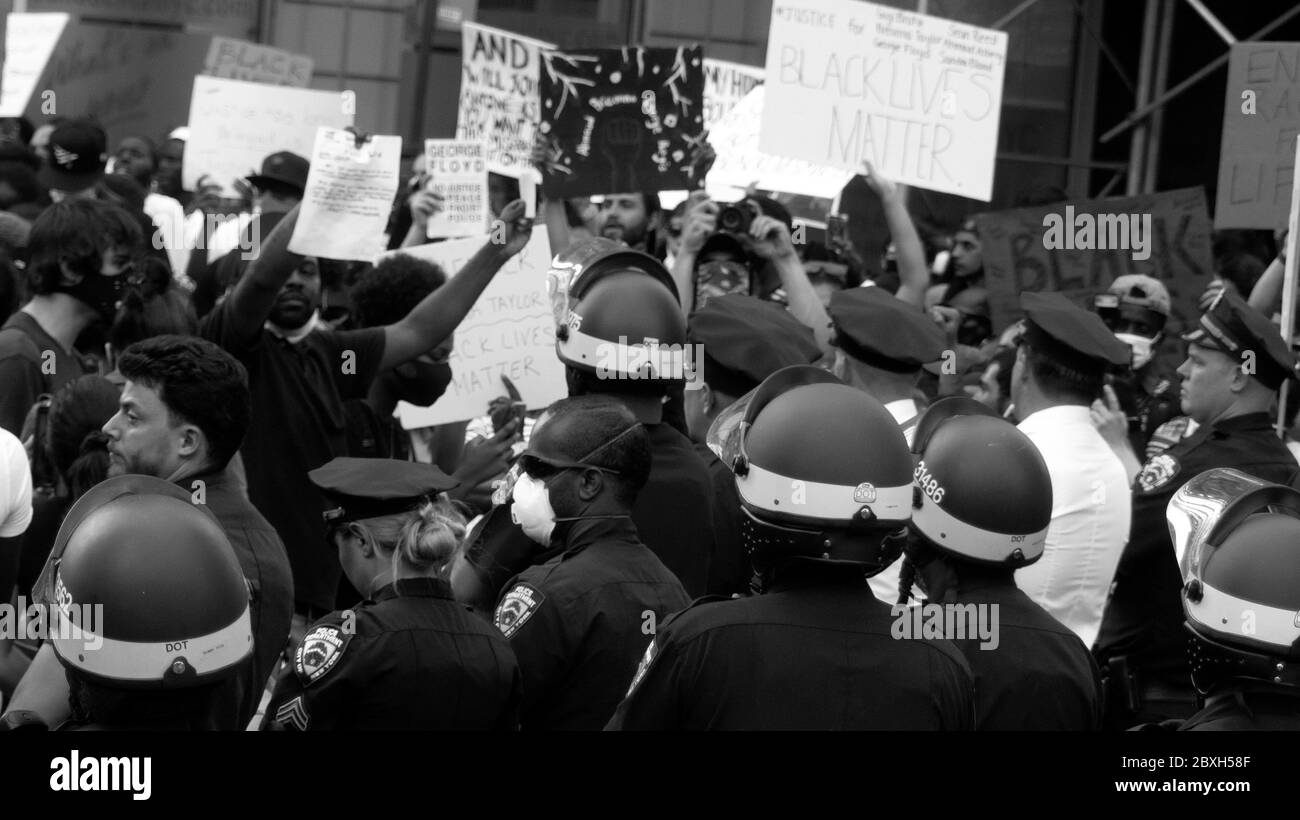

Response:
(493, 395), (689, 730)
(607, 366), (974, 730)
(1096, 290), (1300, 729)
(901, 397), (1103, 730)
(1094, 275), (1181, 458)
(452, 238), (715, 606)
(265, 457), (520, 731)
(684, 294), (823, 596)
(10, 476), (253, 731)
(826, 285), (947, 605)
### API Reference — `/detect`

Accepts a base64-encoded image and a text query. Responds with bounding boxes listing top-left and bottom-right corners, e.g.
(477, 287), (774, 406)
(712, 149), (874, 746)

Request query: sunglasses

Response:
(518, 453), (622, 481)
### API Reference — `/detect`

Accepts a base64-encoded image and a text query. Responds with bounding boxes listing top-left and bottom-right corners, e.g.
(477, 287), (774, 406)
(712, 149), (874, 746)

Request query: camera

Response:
(716, 199), (761, 235)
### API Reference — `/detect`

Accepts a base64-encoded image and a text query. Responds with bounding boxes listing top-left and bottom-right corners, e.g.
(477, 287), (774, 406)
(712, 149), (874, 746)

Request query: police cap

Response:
(828, 287), (946, 372)
(309, 457), (460, 525)
(1021, 291), (1131, 369)
(1182, 289), (1297, 390)
(688, 294), (823, 397)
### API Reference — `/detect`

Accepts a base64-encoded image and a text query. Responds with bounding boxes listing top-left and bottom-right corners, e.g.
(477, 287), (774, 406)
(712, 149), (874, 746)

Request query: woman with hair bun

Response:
(263, 457), (521, 731)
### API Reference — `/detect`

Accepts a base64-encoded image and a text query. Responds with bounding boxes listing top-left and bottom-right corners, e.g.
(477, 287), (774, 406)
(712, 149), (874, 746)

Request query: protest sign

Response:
(761, 0), (1006, 201)
(1215, 43), (1300, 229)
(424, 139), (489, 239)
(289, 128), (401, 262)
(702, 58), (764, 132)
(976, 187), (1215, 356)
(707, 85), (853, 199)
(183, 76), (354, 194)
(204, 36), (313, 86)
(0, 13), (69, 116)
(457, 22), (553, 177)
(538, 45), (706, 198)
(390, 225), (566, 427)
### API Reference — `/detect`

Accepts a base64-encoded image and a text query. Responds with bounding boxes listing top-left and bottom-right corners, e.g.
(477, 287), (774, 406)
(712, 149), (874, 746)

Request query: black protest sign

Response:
(538, 45), (706, 197)
(976, 187), (1215, 350)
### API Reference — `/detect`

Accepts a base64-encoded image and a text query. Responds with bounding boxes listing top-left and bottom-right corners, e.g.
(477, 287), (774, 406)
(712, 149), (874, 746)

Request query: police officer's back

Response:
(493, 395), (689, 730)
(266, 458), (520, 730)
(902, 398), (1102, 730)
(607, 367), (974, 730)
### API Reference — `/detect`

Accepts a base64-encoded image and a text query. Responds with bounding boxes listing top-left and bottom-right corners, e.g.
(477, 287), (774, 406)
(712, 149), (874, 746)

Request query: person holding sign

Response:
(200, 197), (534, 635)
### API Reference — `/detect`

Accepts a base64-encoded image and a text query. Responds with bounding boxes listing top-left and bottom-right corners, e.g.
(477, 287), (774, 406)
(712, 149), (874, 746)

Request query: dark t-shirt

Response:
(0, 312), (89, 437)
(201, 303), (385, 612)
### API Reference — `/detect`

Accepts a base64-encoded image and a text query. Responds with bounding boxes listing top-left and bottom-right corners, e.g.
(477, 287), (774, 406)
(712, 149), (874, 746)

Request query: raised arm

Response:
(670, 192), (717, 319)
(222, 204), (304, 343)
(861, 162), (927, 307)
(749, 215), (835, 353)
(382, 200), (534, 371)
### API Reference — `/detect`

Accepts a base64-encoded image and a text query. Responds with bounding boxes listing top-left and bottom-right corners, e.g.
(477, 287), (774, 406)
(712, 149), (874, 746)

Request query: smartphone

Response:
(827, 213), (850, 249)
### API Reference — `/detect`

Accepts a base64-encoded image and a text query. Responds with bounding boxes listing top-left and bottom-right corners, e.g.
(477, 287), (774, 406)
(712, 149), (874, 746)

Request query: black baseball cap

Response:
(39, 118), (107, 193)
(246, 151), (309, 194)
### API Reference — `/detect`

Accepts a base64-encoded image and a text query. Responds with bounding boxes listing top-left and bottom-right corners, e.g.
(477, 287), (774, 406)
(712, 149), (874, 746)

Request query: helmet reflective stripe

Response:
(912, 492), (1046, 564)
(1187, 583), (1300, 651)
(559, 324), (689, 379)
(51, 606), (252, 683)
(737, 462), (911, 524)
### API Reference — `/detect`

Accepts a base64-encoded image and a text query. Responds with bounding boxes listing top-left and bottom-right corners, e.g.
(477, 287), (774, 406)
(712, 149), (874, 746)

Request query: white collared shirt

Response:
(868, 398), (920, 606)
(1015, 404), (1132, 648)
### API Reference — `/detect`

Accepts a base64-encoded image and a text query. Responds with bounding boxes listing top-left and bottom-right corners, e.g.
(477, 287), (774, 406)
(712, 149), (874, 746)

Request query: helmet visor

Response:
(705, 365), (844, 470)
(1168, 467), (1279, 587)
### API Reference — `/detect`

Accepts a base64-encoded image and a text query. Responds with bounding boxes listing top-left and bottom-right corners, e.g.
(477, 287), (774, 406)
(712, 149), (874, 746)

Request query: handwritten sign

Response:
(976, 188), (1215, 360)
(703, 57), (764, 132)
(457, 22), (553, 176)
(761, 0), (1006, 201)
(707, 85), (853, 199)
(424, 139), (489, 239)
(0, 13), (69, 116)
(289, 128), (401, 261)
(183, 76), (354, 194)
(1215, 43), (1300, 229)
(204, 36), (313, 86)
(538, 45), (706, 198)
(390, 225), (566, 426)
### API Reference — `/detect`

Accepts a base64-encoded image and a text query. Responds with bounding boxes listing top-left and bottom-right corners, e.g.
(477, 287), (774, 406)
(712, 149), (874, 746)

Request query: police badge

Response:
(495, 584), (545, 638)
(1137, 453), (1181, 493)
(295, 624), (351, 686)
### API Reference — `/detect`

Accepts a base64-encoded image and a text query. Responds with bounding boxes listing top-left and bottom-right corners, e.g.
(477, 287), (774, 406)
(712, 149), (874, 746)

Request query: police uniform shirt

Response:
(694, 441), (751, 597)
(1096, 412), (1299, 683)
(636, 422), (716, 598)
(201, 304), (386, 613)
(494, 516), (690, 730)
(1015, 405), (1131, 648)
(606, 566), (975, 730)
(947, 577), (1102, 730)
(1178, 685), (1300, 731)
(267, 577), (521, 731)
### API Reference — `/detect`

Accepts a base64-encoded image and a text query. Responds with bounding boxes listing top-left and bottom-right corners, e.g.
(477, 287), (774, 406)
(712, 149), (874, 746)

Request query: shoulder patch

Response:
(294, 624), (352, 686)
(1136, 453), (1181, 493)
(275, 695), (309, 731)
(626, 639), (657, 697)
(495, 584), (546, 638)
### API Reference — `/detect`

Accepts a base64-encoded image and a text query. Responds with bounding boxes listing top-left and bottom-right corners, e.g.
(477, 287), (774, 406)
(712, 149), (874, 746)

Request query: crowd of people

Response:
(0, 94), (1298, 733)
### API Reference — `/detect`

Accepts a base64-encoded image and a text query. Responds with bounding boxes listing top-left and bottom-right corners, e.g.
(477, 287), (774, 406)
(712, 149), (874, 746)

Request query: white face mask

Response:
(1115, 332), (1155, 370)
(511, 473), (557, 546)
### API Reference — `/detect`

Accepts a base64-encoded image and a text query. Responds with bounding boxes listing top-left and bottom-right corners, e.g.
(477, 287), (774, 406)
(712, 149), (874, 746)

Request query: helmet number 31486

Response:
(914, 461), (945, 504)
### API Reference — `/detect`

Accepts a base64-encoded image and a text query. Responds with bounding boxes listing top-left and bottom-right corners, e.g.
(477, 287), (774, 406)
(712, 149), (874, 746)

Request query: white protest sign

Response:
(761, 0), (1007, 201)
(204, 36), (313, 86)
(391, 225), (566, 426)
(0, 13), (70, 116)
(424, 139), (489, 239)
(457, 22), (554, 177)
(183, 76), (354, 194)
(703, 58), (764, 132)
(289, 128), (401, 261)
(709, 86), (853, 199)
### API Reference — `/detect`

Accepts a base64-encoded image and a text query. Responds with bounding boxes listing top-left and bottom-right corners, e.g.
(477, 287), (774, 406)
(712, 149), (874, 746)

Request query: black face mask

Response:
(60, 271), (125, 323)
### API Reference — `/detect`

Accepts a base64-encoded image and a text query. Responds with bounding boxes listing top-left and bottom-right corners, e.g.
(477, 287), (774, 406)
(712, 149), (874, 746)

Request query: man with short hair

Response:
(1010, 292), (1132, 649)
(594, 192), (660, 251)
(37, 118), (108, 199)
(1096, 290), (1300, 729)
(0, 199), (141, 435)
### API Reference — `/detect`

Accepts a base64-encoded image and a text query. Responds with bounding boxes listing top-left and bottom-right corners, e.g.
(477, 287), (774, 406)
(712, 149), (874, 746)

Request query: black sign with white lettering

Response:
(538, 45), (706, 197)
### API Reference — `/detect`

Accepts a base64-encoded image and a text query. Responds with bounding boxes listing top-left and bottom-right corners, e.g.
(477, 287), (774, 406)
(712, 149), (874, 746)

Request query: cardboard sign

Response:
(976, 188), (1215, 351)
(204, 36), (313, 87)
(538, 45), (706, 198)
(424, 139), (489, 239)
(390, 225), (566, 426)
(183, 76), (354, 194)
(707, 85), (853, 199)
(1215, 43), (1300, 229)
(0, 13), (69, 116)
(457, 22), (553, 176)
(761, 0), (1006, 201)
(289, 128), (401, 262)
(702, 57), (764, 132)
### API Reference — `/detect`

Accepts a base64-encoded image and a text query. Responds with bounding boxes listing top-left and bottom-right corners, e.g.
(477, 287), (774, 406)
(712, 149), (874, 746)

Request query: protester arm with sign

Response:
(380, 200), (534, 372)
(861, 162), (927, 308)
